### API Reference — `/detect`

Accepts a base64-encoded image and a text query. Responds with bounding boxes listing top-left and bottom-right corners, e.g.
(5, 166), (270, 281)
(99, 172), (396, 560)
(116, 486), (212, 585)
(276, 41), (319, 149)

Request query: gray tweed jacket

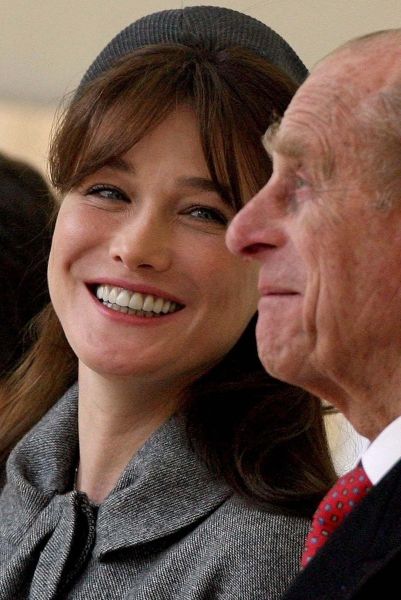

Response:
(0, 385), (310, 599)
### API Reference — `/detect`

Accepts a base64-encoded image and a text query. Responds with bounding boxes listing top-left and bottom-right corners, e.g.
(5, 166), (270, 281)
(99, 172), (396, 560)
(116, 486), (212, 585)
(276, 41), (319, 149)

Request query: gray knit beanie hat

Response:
(80, 6), (307, 91)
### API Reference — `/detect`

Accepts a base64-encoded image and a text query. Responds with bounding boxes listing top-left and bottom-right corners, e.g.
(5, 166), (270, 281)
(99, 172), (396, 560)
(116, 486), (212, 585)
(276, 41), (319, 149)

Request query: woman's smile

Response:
(95, 285), (180, 316)
(86, 280), (185, 324)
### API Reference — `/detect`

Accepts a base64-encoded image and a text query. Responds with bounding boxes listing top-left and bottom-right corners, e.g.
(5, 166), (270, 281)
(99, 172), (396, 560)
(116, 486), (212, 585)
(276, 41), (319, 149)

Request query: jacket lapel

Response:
(1, 384), (231, 559)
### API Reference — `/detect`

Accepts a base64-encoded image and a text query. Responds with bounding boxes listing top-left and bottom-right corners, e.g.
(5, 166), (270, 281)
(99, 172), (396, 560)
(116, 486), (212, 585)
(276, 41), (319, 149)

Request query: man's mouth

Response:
(93, 285), (183, 317)
(258, 283), (300, 297)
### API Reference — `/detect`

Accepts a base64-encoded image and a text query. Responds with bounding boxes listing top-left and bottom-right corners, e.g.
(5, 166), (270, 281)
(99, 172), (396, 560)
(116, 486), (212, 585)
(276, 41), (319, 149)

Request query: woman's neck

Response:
(76, 365), (180, 504)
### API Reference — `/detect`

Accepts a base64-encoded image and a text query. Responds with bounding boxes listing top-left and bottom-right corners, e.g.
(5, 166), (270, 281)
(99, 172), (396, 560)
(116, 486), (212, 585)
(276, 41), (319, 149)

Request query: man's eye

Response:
(186, 206), (228, 225)
(285, 175), (311, 212)
(86, 184), (129, 202)
(295, 176), (308, 189)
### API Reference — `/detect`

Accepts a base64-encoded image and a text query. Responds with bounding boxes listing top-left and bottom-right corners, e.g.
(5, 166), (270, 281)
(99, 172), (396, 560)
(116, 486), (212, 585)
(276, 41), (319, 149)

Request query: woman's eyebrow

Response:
(102, 162), (233, 207)
(175, 177), (233, 207)
(104, 156), (135, 174)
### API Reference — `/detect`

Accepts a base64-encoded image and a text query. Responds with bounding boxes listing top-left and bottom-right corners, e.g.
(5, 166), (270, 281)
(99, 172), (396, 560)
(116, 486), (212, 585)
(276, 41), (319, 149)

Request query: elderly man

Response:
(227, 29), (401, 599)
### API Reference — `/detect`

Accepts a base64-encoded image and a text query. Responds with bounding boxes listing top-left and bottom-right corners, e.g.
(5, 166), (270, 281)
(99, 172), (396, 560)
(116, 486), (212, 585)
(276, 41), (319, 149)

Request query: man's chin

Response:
(257, 344), (292, 383)
(255, 331), (307, 387)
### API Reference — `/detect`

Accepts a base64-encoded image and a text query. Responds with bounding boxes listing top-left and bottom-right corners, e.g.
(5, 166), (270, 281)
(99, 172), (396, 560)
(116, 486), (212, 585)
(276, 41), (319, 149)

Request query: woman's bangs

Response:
(68, 85), (178, 188)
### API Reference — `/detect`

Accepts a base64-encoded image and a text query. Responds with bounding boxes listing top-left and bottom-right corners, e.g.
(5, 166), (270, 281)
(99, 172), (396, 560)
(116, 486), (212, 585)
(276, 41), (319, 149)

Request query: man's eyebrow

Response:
(263, 125), (306, 160)
(274, 135), (307, 160)
(262, 125), (336, 180)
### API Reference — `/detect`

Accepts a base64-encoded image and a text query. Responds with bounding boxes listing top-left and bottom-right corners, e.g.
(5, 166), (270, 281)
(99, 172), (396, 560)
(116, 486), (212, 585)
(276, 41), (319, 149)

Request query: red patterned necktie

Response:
(301, 465), (372, 568)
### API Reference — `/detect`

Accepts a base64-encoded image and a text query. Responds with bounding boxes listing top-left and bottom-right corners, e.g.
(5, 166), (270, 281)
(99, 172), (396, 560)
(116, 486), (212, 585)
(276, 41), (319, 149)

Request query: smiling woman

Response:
(49, 107), (260, 387)
(0, 6), (336, 599)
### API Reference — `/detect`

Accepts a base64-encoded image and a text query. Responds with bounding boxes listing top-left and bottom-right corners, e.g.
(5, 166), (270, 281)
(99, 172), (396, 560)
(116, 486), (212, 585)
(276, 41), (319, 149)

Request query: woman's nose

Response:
(109, 212), (173, 272)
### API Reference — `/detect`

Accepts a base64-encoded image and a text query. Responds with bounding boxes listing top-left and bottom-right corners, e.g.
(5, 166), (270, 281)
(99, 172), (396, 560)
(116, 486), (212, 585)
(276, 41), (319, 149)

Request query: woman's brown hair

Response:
(0, 44), (336, 515)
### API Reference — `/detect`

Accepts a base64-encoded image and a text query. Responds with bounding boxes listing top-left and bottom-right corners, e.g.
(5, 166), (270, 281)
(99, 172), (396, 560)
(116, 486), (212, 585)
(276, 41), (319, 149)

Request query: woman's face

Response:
(48, 106), (259, 390)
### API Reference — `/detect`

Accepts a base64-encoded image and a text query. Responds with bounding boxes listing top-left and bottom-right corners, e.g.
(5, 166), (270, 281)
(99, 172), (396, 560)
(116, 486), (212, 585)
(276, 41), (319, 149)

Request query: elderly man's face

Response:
(226, 54), (401, 401)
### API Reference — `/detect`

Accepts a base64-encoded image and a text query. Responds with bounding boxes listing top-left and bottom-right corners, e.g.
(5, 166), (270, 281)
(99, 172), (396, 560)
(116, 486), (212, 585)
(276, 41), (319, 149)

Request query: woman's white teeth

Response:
(129, 292), (144, 311)
(161, 300), (171, 314)
(143, 295), (154, 312)
(108, 287), (118, 304)
(116, 289), (130, 307)
(152, 297), (164, 314)
(95, 285), (178, 316)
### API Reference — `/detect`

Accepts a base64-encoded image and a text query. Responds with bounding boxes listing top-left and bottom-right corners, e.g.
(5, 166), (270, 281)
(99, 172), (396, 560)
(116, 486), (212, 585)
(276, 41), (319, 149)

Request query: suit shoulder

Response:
(187, 494), (310, 599)
(209, 494), (310, 559)
(218, 493), (310, 534)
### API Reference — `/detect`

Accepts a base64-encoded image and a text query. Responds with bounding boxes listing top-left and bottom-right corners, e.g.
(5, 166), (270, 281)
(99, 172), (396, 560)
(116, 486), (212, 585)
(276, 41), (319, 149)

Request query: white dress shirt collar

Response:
(361, 414), (401, 485)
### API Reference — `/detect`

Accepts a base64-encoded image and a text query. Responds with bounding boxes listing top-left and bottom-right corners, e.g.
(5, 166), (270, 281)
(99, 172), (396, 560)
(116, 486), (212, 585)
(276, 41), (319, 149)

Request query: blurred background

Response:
(2, 0), (397, 470)
(1, 0), (399, 178)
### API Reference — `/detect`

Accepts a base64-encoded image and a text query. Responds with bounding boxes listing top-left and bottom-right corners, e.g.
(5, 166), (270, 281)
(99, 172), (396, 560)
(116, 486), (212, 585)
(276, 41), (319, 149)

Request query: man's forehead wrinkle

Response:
(274, 109), (336, 181)
(287, 70), (366, 162)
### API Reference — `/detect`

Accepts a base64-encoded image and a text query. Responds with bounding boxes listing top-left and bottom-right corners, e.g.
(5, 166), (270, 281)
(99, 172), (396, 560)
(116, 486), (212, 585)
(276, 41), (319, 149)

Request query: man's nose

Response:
(109, 211), (172, 272)
(226, 182), (285, 259)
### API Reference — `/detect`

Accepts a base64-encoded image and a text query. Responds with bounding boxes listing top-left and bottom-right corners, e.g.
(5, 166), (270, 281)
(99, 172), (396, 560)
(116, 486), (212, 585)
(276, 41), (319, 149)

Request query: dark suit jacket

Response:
(281, 457), (401, 599)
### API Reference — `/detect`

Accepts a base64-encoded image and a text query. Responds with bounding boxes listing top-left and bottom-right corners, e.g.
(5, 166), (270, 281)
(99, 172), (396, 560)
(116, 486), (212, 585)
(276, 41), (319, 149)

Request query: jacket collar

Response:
(3, 384), (231, 556)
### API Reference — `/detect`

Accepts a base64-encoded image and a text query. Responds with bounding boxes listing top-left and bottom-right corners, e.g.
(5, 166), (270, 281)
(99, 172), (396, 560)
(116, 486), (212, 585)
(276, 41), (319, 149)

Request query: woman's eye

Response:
(85, 184), (129, 202)
(186, 205), (228, 225)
